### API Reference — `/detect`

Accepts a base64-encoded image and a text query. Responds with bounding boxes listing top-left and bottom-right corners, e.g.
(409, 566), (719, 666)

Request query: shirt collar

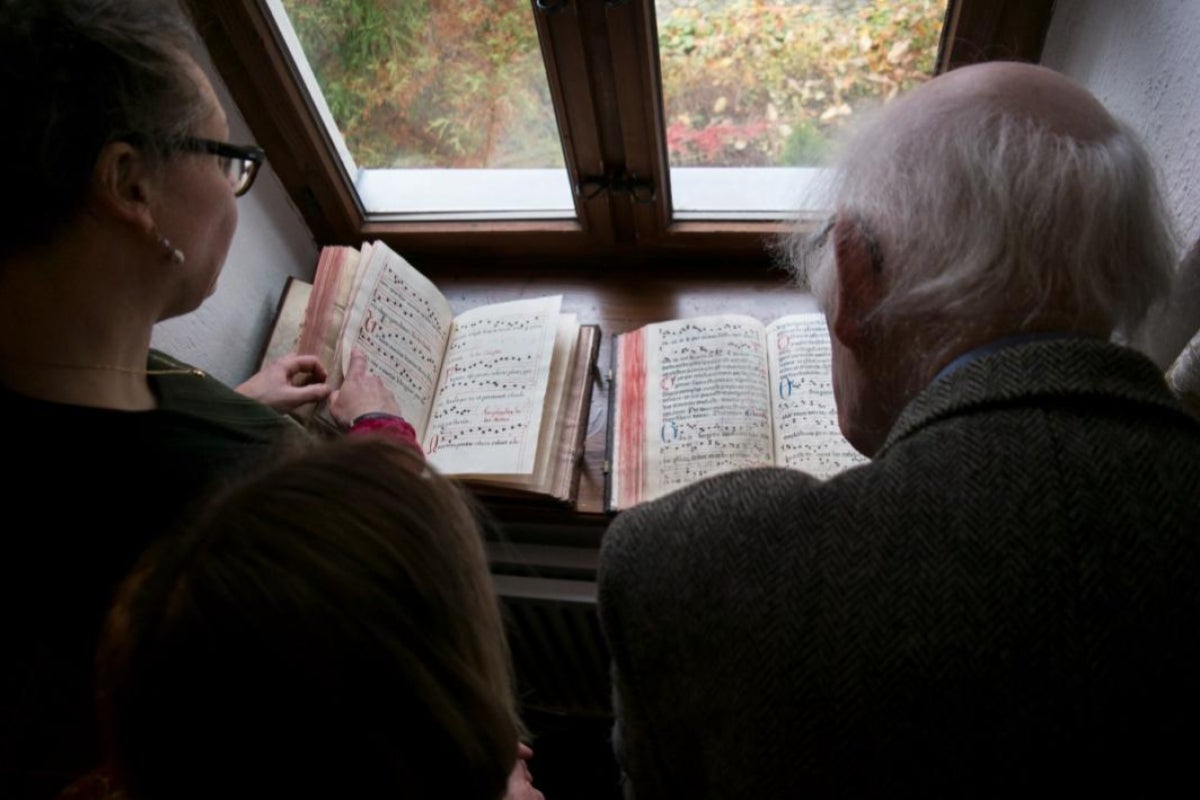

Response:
(931, 331), (1101, 385)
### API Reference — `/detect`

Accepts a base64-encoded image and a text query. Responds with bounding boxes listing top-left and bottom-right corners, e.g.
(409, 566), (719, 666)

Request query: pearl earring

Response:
(154, 231), (186, 265)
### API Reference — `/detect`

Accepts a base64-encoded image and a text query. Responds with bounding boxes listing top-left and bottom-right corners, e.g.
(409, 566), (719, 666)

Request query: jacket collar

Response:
(877, 337), (1196, 457)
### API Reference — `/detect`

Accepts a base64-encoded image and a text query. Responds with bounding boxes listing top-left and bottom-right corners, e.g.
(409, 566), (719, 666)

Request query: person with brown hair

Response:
(96, 435), (541, 800)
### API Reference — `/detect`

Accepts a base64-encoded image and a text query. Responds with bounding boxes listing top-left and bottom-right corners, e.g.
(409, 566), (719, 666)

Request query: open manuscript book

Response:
(608, 314), (868, 511)
(265, 241), (599, 505)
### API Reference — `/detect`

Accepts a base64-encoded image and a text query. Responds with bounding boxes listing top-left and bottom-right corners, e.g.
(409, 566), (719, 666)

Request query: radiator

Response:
(491, 569), (611, 718)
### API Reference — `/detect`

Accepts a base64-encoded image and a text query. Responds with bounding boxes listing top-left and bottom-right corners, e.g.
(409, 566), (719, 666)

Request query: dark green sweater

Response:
(0, 351), (300, 799)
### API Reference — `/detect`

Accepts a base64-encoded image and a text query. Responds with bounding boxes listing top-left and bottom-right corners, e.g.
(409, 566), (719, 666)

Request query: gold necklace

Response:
(0, 355), (205, 377)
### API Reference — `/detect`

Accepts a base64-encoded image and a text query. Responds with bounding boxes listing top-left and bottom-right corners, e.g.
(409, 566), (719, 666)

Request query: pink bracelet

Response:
(347, 413), (422, 453)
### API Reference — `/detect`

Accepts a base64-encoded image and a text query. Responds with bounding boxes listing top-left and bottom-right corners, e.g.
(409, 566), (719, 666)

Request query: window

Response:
(657, 0), (944, 220)
(273, 0), (573, 220)
(193, 0), (1054, 267)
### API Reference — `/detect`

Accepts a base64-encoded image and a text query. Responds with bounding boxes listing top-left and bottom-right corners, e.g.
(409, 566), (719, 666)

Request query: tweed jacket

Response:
(598, 337), (1200, 798)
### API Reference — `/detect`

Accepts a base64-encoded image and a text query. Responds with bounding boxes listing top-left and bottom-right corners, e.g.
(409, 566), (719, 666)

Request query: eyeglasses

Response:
(174, 137), (266, 197)
(802, 213), (885, 271)
(802, 215), (837, 263)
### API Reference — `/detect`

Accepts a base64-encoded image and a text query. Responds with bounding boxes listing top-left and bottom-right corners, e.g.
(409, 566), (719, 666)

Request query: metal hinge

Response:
(575, 170), (656, 204)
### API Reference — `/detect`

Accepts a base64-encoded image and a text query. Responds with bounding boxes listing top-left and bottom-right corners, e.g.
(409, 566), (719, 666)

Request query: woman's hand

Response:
(236, 354), (330, 412)
(504, 743), (544, 800)
(329, 348), (401, 427)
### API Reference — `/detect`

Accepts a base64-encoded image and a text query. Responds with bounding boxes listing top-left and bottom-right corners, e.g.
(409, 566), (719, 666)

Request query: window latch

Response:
(575, 171), (656, 205)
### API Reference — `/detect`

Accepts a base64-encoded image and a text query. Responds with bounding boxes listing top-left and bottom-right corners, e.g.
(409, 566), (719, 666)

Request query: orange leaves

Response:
(281, 0), (945, 170)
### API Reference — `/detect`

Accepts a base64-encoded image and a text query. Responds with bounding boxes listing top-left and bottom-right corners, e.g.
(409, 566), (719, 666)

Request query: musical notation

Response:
(659, 449), (774, 486)
(427, 420), (527, 452)
(624, 314), (870, 501)
(451, 315), (543, 337)
(443, 354), (534, 372)
(769, 316), (867, 477)
(347, 254), (455, 440)
(646, 316), (774, 495)
(382, 269), (446, 338)
(423, 296), (563, 476)
(366, 316), (440, 371)
(356, 328), (437, 408)
(659, 319), (760, 345)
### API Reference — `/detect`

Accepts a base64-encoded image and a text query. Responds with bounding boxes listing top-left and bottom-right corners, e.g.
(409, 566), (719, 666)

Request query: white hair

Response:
(792, 89), (1177, 343)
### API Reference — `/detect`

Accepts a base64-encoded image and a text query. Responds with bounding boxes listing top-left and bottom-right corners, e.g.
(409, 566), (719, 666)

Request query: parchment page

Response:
(321, 247), (362, 388)
(642, 315), (773, 503)
(766, 314), (868, 477)
(460, 313), (579, 491)
(423, 295), (563, 476)
(339, 244), (454, 439)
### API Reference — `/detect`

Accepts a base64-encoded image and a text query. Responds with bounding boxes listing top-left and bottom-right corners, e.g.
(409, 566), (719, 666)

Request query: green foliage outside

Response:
(282, 0), (562, 168)
(659, 0), (944, 166)
(281, 0), (944, 170)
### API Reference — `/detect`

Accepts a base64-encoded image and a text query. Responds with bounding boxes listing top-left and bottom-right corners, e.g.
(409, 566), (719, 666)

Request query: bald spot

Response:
(905, 62), (1118, 143)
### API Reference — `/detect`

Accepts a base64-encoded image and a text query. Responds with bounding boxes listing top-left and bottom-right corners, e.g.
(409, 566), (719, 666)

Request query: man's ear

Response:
(830, 215), (884, 351)
(89, 141), (157, 234)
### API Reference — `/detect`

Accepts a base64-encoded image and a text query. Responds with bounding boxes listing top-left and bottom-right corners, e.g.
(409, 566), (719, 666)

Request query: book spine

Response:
(555, 326), (602, 505)
(604, 335), (620, 513)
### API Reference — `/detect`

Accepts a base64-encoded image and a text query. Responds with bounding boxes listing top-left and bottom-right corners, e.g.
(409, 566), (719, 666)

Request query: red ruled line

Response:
(617, 330), (646, 508)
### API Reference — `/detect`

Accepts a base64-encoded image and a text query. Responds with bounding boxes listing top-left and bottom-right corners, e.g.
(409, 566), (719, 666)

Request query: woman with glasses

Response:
(0, 1), (402, 796)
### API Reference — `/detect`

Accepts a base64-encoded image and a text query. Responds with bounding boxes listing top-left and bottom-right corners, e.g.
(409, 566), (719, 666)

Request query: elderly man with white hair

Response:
(598, 62), (1200, 798)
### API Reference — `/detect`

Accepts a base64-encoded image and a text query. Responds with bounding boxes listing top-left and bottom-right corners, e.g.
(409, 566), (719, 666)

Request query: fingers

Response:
(258, 381), (331, 413)
(286, 381), (332, 406)
(283, 353), (327, 383)
(515, 743), (534, 783)
(344, 347), (368, 380)
(504, 756), (543, 800)
(266, 353), (329, 391)
(327, 349), (402, 424)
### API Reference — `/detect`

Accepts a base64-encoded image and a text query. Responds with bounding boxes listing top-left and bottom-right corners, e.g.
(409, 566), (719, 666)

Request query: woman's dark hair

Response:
(0, 0), (205, 257)
(97, 436), (520, 800)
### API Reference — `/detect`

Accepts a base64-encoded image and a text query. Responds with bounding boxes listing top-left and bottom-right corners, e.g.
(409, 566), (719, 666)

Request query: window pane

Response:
(656, 0), (946, 218)
(272, 0), (572, 219)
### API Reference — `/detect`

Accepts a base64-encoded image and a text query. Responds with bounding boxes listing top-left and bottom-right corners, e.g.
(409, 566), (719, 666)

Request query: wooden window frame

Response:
(191, 0), (1053, 273)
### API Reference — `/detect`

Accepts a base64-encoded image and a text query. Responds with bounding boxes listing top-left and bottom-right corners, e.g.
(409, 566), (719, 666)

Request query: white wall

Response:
(150, 45), (318, 386)
(1042, 0), (1200, 365)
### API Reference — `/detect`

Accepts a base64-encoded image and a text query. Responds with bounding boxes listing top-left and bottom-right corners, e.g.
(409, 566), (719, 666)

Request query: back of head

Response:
(802, 62), (1175, 348)
(0, 0), (203, 258)
(97, 437), (518, 800)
